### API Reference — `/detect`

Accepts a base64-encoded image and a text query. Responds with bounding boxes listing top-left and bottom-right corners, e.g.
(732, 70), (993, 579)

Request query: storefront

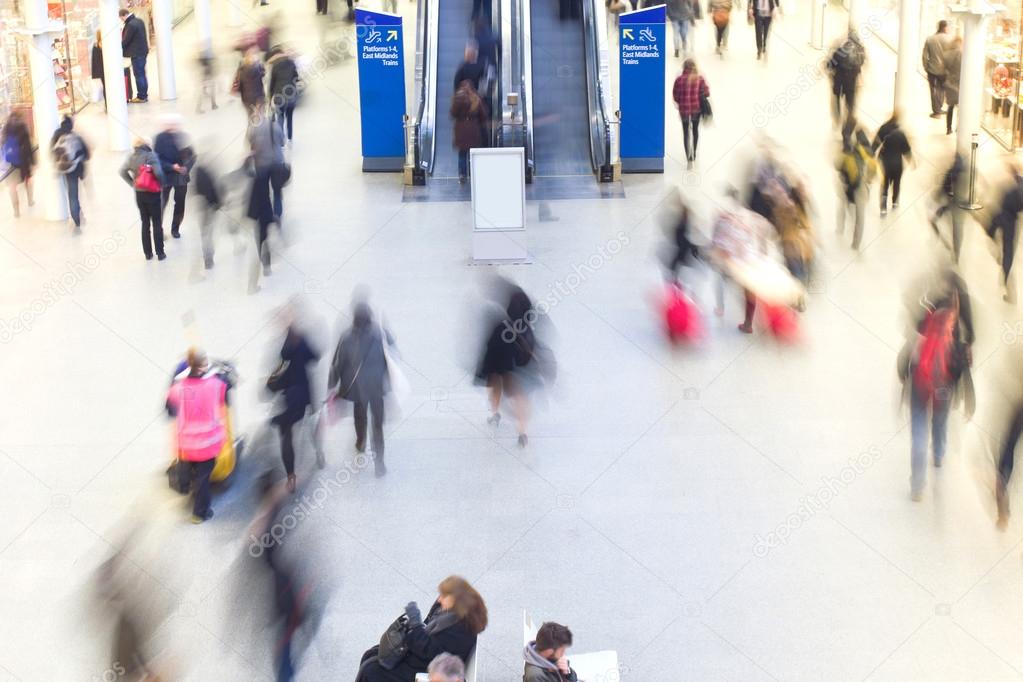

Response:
(0, 0), (34, 136)
(983, 2), (1022, 149)
(47, 0), (100, 114)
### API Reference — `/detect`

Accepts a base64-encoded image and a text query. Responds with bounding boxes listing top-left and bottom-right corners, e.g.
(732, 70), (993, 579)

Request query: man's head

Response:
(427, 653), (465, 682)
(118, 8), (129, 19)
(937, 20), (948, 34)
(535, 622), (573, 662)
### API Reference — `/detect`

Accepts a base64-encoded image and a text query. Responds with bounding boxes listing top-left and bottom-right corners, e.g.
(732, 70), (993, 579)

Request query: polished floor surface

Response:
(3, 1), (1023, 680)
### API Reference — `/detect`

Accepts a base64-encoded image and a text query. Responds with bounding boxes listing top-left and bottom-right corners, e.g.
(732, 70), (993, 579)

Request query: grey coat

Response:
(922, 32), (949, 76)
(328, 323), (392, 404)
(247, 119), (285, 170)
(943, 46), (961, 104)
(119, 145), (166, 192)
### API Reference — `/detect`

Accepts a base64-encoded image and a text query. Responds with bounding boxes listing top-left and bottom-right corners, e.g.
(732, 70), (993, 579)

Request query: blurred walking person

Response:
(873, 111), (913, 217)
(50, 115), (90, 234)
(247, 115), (287, 279)
(120, 137), (167, 260)
(827, 30), (864, 127)
(166, 348), (229, 523)
(672, 58), (709, 169)
(451, 80), (488, 183)
(748, 0), (779, 61)
(836, 119), (876, 250)
(898, 266), (974, 501)
(197, 49), (218, 113)
(708, 0), (733, 55)
(922, 20), (950, 118)
(328, 300), (395, 477)
(929, 153), (966, 261)
(709, 189), (774, 333)
(996, 403), (1023, 528)
(986, 160), (1023, 303)
(2, 111), (34, 218)
(943, 37), (962, 135)
(235, 46), (267, 120)
(266, 314), (320, 493)
(193, 160), (223, 269)
(154, 114), (195, 239)
(268, 46), (301, 143)
(667, 0), (700, 58)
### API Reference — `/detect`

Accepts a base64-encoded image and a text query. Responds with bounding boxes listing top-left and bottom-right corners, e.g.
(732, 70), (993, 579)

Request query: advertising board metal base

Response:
(362, 156), (404, 172)
(621, 157), (663, 173)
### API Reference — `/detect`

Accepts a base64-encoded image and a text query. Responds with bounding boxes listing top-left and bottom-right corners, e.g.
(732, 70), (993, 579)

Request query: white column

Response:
(195, 0), (213, 53)
(152, 0), (176, 100)
(847, 0), (864, 29)
(25, 31), (68, 221)
(894, 0), (921, 112)
(810, 0), (825, 50)
(228, 0), (242, 28)
(99, 0), (130, 150)
(955, 9), (991, 157)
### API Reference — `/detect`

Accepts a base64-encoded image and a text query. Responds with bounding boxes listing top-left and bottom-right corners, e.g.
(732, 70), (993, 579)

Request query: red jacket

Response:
(673, 72), (709, 117)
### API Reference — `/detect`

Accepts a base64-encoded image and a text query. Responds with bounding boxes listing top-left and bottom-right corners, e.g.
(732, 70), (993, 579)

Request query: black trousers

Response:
(274, 102), (296, 140)
(354, 396), (385, 459)
(193, 458), (215, 517)
(136, 191), (164, 258)
(832, 78), (856, 125)
(754, 15), (772, 54)
(880, 160), (903, 210)
(991, 216), (1018, 284)
(277, 419), (297, 476)
(681, 115), (700, 161)
(316, 0), (327, 12)
(162, 184), (187, 236)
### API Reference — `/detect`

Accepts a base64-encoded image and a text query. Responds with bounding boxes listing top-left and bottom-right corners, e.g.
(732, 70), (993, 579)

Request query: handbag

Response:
(266, 360), (290, 392)
(376, 614), (410, 670)
(699, 91), (713, 119)
(134, 164), (161, 192)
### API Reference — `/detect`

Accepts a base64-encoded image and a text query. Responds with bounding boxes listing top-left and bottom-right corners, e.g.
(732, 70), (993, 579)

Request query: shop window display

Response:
(0, 2), (33, 137)
(983, 7), (1022, 149)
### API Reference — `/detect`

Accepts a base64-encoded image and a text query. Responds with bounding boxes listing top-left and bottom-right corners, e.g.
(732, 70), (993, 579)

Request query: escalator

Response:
(522, 0), (615, 184)
(407, 0), (503, 187)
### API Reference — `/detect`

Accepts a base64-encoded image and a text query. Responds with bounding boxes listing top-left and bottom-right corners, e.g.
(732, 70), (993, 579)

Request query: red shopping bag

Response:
(761, 302), (800, 343)
(662, 283), (704, 343)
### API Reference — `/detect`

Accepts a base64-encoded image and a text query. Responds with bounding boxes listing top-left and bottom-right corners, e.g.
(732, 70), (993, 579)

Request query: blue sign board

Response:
(356, 9), (406, 171)
(619, 5), (665, 173)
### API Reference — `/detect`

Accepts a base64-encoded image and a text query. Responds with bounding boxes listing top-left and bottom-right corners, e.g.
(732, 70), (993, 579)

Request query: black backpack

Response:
(838, 39), (865, 73)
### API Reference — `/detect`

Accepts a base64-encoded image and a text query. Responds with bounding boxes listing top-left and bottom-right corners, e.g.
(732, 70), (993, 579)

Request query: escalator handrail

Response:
(581, 0), (614, 177)
(489, 0), (505, 148)
(520, 0), (535, 175)
(413, 0), (440, 172)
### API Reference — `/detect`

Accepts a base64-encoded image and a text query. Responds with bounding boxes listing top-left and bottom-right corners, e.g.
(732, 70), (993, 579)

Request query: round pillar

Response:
(23, 29), (68, 221)
(195, 0), (213, 53)
(953, 6), (993, 157)
(810, 0), (825, 50)
(99, 0), (130, 150)
(152, 0), (176, 100)
(894, 0), (921, 112)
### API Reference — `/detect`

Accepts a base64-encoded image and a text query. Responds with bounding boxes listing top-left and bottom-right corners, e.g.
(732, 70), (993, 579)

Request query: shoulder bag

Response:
(376, 614), (410, 670)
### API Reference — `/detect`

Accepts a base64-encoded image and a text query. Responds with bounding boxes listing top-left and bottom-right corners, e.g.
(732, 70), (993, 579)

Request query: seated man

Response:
(428, 652), (465, 682)
(524, 622), (577, 682)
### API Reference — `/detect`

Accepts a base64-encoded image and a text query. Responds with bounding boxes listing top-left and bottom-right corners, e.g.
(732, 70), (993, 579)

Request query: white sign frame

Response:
(470, 147), (529, 263)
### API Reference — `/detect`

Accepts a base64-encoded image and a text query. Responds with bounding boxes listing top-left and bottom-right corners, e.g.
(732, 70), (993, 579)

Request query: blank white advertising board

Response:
(470, 147), (529, 263)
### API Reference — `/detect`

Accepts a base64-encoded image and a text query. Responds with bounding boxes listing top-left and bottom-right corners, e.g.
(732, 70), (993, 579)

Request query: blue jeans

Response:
(131, 55), (148, 100)
(672, 19), (690, 53)
(910, 387), (951, 494)
(65, 165), (82, 227)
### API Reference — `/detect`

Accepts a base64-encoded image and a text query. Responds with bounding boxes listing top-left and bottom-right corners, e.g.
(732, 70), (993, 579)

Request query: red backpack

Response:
(133, 164), (161, 192)
(913, 302), (958, 398)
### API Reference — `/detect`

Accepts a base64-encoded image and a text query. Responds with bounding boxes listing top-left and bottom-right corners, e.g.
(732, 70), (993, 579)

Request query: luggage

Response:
(662, 282), (704, 343)
(761, 302), (799, 343)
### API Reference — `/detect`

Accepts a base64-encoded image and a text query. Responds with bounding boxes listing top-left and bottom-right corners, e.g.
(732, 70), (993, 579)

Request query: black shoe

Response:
(191, 509), (214, 524)
(157, 253), (167, 261)
(145, 254), (153, 261)
(171, 230), (181, 239)
(262, 263), (271, 276)
(355, 439), (366, 453)
(929, 113), (942, 119)
(375, 461), (387, 477)
(674, 48), (679, 58)
(204, 257), (214, 269)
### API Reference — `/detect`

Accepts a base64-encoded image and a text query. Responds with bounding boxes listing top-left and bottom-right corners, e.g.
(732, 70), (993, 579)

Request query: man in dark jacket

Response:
(154, 115), (195, 239)
(268, 47), (301, 142)
(987, 161), (1023, 302)
(453, 43), (484, 92)
(827, 30), (864, 128)
(524, 622), (578, 682)
(872, 111), (912, 216)
(119, 9), (149, 102)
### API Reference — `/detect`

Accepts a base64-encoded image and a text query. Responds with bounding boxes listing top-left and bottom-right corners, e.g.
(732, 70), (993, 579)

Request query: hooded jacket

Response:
(523, 643), (577, 682)
(268, 51), (301, 107)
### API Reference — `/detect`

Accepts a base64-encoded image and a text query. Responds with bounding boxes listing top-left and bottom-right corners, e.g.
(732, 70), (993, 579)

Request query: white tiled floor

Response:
(3, 0), (1023, 680)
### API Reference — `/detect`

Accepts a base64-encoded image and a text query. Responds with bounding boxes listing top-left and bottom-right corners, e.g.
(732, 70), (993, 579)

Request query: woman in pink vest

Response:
(166, 348), (228, 523)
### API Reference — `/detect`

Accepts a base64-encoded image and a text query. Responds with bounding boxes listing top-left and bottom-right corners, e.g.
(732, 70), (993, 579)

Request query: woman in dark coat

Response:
(328, 301), (393, 477)
(450, 80), (488, 183)
(91, 31), (106, 111)
(267, 47), (301, 142)
(476, 285), (537, 447)
(236, 46), (267, 119)
(356, 575), (487, 682)
(2, 111), (36, 217)
(270, 323), (320, 492)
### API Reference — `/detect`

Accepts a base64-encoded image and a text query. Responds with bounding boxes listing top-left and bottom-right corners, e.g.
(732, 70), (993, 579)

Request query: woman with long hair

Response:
(356, 576), (488, 682)
(2, 111), (36, 217)
(671, 59), (709, 168)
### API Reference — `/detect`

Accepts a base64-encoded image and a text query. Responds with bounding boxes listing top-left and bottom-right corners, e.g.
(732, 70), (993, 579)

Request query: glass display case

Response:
(983, 5), (1022, 149)
(47, 0), (99, 113)
(0, 0), (33, 133)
